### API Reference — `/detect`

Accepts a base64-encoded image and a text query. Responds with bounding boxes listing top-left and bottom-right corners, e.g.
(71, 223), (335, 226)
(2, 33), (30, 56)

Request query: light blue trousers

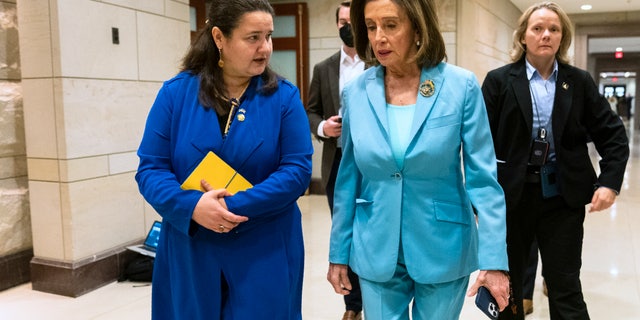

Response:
(359, 262), (469, 320)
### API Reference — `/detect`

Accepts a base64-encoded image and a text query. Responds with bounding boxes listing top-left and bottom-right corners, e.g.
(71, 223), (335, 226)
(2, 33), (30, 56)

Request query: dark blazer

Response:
(306, 51), (341, 189)
(482, 59), (629, 210)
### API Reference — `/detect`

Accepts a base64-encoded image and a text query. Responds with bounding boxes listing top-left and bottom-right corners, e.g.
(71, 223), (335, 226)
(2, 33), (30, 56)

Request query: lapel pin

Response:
(419, 80), (435, 97)
(562, 82), (569, 90)
(237, 108), (246, 122)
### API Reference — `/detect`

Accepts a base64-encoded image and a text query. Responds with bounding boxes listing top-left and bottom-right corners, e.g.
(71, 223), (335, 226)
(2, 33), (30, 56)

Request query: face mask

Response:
(339, 24), (354, 48)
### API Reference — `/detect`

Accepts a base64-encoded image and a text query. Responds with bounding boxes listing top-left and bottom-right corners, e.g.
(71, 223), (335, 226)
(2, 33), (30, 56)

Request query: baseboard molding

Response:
(0, 248), (33, 292)
(30, 249), (139, 297)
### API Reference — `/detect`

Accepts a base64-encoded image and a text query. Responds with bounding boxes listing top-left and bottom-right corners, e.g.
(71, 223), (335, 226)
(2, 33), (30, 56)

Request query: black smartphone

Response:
(475, 286), (499, 320)
(529, 138), (549, 166)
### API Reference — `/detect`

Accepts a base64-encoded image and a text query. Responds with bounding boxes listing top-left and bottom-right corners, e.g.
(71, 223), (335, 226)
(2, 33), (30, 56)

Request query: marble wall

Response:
(15, 0), (188, 295)
(457, 0), (522, 83)
(0, 0), (32, 291)
(0, 0), (30, 258)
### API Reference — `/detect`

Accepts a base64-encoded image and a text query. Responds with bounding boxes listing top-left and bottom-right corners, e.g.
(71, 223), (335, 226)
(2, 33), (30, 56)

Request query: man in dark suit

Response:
(482, 3), (629, 320)
(306, 2), (364, 319)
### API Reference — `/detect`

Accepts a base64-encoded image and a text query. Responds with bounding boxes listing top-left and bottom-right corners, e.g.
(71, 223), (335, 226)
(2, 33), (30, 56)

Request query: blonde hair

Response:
(509, 1), (573, 64)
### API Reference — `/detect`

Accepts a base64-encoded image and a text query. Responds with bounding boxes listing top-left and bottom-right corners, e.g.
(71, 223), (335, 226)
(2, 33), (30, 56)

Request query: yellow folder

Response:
(180, 151), (253, 194)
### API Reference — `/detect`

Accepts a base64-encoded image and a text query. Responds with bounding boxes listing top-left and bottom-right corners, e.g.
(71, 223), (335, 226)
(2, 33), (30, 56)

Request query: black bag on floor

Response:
(119, 255), (154, 282)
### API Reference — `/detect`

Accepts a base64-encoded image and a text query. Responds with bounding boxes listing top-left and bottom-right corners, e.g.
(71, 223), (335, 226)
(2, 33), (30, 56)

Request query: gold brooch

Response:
(562, 82), (569, 90)
(419, 80), (435, 97)
(237, 108), (246, 122)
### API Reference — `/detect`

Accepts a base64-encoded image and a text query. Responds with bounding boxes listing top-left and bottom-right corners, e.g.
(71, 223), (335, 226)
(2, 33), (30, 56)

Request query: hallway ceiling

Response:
(510, 0), (640, 13)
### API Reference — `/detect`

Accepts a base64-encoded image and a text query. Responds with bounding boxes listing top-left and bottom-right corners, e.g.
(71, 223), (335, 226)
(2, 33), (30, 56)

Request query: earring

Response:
(218, 47), (224, 68)
(416, 40), (421, 47)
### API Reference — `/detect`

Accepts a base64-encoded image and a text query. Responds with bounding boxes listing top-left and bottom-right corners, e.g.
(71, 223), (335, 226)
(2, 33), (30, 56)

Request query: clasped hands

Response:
(191, 179), (249, 233)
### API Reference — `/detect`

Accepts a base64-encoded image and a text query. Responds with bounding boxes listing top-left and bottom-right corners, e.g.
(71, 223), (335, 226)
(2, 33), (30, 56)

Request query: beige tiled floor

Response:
(1, 123), (639, 319)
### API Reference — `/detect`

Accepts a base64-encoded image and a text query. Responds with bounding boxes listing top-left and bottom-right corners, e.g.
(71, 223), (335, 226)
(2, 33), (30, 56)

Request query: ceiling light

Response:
(580, 4), (593, 10)
(616, 47), (623, 52)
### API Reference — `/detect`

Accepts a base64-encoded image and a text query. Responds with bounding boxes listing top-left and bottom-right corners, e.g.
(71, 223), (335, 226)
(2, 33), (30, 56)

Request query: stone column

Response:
(0, 0), (32, 293)
(16, 0), (189, 297)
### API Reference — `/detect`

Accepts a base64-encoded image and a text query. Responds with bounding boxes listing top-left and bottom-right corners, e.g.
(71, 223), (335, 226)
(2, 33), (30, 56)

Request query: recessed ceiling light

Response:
(581, 4), (593, 10)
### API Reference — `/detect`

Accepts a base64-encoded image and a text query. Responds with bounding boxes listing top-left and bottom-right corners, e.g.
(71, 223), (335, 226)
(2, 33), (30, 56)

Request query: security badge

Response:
(419, 80), (435, 97)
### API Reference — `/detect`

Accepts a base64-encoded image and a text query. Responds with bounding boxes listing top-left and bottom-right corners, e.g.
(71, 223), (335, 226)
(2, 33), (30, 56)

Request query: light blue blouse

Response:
(386, 103), (416, 168)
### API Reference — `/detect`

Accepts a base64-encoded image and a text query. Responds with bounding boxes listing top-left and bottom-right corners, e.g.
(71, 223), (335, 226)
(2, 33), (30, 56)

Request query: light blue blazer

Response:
(329, 63), (508, 284)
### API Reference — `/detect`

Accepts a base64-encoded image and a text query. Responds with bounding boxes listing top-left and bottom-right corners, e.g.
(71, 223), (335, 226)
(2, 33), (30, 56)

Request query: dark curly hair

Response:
(181, 0), (278, 114)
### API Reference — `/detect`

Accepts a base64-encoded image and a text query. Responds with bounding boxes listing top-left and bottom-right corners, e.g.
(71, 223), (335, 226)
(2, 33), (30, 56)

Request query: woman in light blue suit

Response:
(327, 0), (510, 319)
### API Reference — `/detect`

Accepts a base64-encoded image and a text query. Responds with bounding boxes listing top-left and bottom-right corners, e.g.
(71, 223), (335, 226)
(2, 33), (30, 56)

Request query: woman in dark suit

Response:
(135, 0), (312, 318)
(482, 2), (629, 319)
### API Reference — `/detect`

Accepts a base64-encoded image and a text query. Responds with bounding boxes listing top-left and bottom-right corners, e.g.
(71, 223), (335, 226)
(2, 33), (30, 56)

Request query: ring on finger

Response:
(218, 224), (225, 232)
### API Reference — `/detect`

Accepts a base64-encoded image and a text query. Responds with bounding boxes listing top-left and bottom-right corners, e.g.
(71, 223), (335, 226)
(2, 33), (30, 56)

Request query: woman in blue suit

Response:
(135, 0), (312, 319)
(327, 0), (510, 319)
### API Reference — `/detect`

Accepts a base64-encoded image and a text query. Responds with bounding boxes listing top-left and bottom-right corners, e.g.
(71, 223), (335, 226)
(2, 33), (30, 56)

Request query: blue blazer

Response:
(136, 72), (312, 319)
(329, 63), (508, 284)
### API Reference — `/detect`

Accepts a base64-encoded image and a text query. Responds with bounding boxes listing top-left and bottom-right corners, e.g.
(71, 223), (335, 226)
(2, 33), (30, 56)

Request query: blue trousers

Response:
(359, 261), (469, 320)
